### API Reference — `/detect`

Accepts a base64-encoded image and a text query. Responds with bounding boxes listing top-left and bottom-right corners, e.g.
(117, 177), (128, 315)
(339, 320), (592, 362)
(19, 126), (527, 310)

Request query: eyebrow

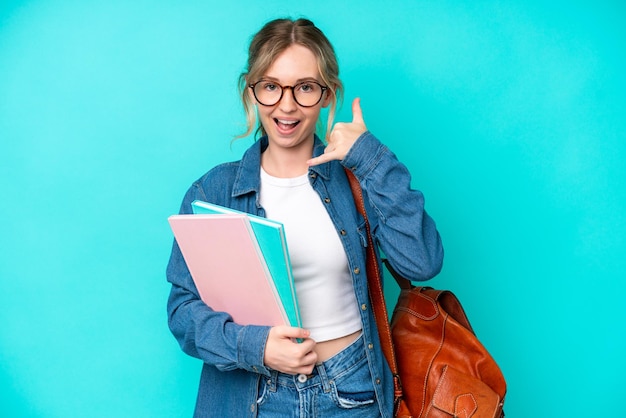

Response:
(260, 76), (321, 84)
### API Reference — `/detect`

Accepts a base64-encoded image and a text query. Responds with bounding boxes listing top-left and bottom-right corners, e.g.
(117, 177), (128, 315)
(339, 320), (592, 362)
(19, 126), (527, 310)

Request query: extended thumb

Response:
(352, 97), (364, 124)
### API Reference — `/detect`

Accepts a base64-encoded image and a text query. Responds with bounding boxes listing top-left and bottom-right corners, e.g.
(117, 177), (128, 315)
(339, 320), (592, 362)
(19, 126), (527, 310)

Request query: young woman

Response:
(166, 18), (443, 417)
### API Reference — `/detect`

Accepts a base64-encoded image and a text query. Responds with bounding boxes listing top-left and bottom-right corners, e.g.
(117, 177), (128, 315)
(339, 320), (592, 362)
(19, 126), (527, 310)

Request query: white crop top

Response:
(259, 168), (362, 342)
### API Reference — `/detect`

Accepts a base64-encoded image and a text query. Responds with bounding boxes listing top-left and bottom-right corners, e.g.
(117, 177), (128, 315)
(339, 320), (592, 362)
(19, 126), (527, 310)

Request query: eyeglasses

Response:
(249, 80), (328, 107)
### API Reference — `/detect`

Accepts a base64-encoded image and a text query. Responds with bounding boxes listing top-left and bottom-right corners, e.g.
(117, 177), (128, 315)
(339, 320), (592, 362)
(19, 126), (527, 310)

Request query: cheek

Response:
(256, 107), (273, 122)
(304, 108), (323, 122)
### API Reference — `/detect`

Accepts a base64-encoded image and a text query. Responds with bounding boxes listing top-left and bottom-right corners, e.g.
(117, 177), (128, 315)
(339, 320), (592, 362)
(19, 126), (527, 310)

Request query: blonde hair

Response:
(237, 18), (343, 141)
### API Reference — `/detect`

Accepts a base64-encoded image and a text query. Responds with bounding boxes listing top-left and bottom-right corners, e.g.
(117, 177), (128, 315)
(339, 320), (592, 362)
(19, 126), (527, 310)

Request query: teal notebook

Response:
(191, 200), (301, 328)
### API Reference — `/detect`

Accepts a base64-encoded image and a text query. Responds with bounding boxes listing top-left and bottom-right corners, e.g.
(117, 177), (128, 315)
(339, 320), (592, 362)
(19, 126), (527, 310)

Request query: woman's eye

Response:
(298, 83), (315, 93)
(263, 83), (278, 91)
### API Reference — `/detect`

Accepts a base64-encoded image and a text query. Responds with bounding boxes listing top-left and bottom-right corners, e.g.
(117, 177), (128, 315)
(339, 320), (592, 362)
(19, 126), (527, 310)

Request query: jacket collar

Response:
(231, 135), (331, 198)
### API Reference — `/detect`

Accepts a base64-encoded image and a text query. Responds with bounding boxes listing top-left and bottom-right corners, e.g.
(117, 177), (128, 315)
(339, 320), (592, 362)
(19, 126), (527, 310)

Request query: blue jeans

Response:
(256, 334), (381, 417)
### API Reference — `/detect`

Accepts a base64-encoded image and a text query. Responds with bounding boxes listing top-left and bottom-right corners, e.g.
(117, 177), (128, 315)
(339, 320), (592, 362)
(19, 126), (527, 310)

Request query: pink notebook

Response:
(168, 214), (287, 326)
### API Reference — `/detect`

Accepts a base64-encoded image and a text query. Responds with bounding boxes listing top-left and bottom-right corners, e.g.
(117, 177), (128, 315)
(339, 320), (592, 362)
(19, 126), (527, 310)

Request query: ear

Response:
(247, 85), (258, 105)
(321, 88), (333, 108)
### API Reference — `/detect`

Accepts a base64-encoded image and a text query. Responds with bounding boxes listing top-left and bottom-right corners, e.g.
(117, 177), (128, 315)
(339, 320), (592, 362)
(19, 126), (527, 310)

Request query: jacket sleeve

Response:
(165, 182), (272, 376)
(342, 131), (444, 281)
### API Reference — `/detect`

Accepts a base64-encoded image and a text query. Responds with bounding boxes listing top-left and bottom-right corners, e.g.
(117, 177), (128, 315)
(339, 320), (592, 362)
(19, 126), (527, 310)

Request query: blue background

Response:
(1, 1), (624, 416)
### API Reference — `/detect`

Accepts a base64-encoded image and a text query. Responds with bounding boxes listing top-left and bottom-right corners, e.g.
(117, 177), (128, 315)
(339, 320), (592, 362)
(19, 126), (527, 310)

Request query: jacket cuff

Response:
(341, 131), (387, 178)
(238, 325), (272, 376)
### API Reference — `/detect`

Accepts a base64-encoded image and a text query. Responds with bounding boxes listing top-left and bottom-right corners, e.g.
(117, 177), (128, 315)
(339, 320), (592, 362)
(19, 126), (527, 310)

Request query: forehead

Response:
(264, 44), (321, 82)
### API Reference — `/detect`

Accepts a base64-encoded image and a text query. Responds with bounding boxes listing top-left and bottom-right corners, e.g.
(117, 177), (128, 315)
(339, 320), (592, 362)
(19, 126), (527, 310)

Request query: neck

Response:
(261, 141), (313, 178)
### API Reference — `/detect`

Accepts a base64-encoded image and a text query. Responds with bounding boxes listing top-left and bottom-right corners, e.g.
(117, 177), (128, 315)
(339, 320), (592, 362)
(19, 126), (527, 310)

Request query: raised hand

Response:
(307, 97), (367, 166)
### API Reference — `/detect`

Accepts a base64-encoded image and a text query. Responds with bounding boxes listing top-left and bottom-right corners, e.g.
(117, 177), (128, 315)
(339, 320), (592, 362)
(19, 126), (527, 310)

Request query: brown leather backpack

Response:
(389, 277), (507, 417)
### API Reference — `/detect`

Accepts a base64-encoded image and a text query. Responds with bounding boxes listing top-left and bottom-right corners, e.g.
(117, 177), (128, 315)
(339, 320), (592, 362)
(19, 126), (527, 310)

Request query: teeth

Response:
(277, 119), (298, 125)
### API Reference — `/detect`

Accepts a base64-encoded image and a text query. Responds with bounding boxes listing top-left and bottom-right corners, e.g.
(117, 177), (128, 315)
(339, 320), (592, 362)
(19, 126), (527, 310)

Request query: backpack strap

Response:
(344, 169), (409, 416)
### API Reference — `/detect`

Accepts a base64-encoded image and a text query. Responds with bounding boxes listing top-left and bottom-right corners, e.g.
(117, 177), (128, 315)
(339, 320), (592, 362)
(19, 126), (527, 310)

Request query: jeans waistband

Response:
(268, 332), (365, 390)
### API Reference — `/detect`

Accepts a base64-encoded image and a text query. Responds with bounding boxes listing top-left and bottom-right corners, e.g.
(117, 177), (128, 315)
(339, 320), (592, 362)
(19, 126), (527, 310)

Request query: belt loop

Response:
(316, 363), (331, 393)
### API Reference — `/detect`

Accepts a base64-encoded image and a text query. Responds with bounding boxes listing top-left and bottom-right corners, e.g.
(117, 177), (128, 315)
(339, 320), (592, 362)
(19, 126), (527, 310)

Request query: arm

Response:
(308, 98), (443, 281)
(342, 132), (444, 281)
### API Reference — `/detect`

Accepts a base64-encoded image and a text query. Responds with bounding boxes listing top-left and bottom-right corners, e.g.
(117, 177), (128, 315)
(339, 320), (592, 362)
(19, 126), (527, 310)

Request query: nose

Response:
(278, 86), (298, 111)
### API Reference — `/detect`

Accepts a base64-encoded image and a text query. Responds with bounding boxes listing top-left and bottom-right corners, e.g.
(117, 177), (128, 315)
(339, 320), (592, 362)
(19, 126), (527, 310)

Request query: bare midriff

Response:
(314, 330), (362, 362)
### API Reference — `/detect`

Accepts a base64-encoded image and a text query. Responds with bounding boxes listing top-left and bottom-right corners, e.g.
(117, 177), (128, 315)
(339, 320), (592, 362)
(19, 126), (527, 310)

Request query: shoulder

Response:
(178, 139), (264, 211)
(173, 160), (244, 215)
(196, 160), (241, 186)
(190, 160), (242, 203)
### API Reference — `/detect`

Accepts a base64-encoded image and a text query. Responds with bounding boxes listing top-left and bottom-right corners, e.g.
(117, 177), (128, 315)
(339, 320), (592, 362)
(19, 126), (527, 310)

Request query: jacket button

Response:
(375, 378), (381, 385)
(324, 197), (331, 203)
(340, 229), (347, 235)
(368, 343), (374, 350)
(361, 303), (368, 311)
(353, 267), (360, 274)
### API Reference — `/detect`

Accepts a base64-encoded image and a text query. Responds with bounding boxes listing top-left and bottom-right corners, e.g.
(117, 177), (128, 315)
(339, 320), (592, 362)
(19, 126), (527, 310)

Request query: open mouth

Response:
(275, 118), (300, 132)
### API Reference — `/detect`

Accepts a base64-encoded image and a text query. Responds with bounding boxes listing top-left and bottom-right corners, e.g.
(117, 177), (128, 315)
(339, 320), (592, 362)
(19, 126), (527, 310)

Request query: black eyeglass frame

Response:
(248, 80), (329, 108)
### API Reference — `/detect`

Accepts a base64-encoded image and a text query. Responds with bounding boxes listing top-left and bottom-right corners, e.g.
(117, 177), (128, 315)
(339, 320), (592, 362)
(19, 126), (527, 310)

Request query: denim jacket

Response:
(166, 132), (443, 417)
